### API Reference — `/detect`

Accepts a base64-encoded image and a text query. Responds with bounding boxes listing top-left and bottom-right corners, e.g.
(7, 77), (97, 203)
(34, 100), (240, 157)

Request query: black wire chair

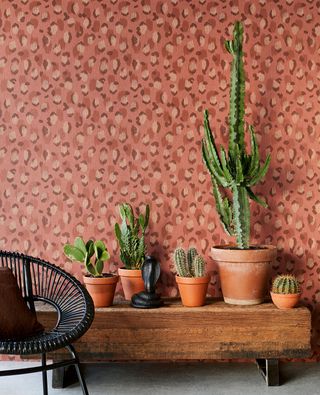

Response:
(0, 250), (94, 395)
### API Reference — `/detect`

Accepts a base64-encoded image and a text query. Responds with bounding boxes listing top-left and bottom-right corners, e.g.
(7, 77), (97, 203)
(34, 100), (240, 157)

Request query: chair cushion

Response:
(0, 267), (44, 340)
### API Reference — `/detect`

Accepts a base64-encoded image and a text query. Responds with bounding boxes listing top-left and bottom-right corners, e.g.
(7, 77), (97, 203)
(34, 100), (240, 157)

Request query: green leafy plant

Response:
(271, 275), (301, 294)
(174, 247), (206, 278)
(64, 237), (110, 277)
(202, 21), (271, 249)
(114, 203), (150, 269)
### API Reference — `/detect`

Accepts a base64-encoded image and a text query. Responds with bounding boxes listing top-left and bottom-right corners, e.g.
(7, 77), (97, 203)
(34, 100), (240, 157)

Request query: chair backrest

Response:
(0, 251), (94, 331)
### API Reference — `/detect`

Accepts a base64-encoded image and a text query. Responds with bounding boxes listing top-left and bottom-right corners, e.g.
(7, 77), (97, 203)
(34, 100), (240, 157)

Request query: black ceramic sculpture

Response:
(131, 255), (164, 308)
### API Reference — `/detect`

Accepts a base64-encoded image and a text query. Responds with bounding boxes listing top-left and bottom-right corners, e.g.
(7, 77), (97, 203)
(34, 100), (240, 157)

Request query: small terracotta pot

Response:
(83, 274), (119, 308)
(270, 292), (300, 309)
(176, 275), (210, 307)
(212, 245), (277, 305)
(118, 268), (144, 300)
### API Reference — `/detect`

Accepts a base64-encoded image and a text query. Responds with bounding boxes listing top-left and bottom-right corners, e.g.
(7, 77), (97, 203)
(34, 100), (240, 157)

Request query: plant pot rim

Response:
(83, 274), (119, 285)
(118, 267), (142, 276)
(175, 274), (210, 285)
(211, 244), (277, 262)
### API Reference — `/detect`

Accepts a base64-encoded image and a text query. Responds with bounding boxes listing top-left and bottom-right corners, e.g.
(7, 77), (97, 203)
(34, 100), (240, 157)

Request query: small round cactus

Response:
(174, 247), (206, 278)
(271, 275), (301, 294)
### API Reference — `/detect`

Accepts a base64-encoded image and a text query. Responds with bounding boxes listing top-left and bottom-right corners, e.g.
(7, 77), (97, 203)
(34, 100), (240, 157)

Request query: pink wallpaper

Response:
(0, 1), (319, 357)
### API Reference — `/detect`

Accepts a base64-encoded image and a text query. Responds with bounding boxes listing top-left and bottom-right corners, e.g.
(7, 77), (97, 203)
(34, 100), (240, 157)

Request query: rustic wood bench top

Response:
(37, 298), (311, 361)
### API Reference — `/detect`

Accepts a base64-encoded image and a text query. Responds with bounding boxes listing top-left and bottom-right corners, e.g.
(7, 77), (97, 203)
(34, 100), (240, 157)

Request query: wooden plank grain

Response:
(36, 298), (311, 361)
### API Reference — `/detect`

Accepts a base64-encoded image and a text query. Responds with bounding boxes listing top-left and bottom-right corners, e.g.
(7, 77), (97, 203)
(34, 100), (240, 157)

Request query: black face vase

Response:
(131, 256), (164, 309)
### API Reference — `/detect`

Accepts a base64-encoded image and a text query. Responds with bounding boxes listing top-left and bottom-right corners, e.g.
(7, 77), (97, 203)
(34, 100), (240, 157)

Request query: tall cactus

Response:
(202, 21), (271, 249)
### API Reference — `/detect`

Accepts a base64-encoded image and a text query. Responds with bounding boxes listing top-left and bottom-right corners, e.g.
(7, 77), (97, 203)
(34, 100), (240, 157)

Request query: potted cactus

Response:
(114, 203), (150, 300)
(174, 247), (210, 307)
(202, 21), (276, 305)
(271, 275), (301, 309)
(64, 237), (119, 307)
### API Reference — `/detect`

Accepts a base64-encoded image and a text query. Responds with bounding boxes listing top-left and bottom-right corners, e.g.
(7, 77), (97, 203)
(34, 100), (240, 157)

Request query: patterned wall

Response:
(0, 1), (319, 357)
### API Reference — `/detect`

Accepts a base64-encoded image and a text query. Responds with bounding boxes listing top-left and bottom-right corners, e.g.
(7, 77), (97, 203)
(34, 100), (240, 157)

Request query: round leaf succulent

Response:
(64, 237), (110, 277)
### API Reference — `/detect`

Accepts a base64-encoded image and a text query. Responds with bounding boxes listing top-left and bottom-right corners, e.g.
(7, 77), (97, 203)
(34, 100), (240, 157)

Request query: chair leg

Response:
(66, 344), (89, 395)
(41, 353), (48, 395)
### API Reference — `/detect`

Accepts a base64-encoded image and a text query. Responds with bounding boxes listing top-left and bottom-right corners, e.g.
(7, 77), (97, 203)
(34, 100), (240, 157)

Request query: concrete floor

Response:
(0, 361), (319, 395)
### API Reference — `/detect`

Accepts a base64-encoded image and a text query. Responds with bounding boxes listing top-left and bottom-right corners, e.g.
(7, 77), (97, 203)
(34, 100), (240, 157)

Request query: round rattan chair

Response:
(0, 250), (94, 395)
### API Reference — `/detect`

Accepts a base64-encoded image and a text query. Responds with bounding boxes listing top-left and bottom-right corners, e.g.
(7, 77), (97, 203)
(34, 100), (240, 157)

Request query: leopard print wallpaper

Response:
(0, 0), (319, 357)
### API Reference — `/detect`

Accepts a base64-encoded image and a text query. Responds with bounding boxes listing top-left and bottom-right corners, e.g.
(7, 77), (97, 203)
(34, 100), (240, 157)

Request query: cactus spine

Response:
(272, 275), (301, 294)
(174, 248), (206, 278)
(202, 21), (271, 249)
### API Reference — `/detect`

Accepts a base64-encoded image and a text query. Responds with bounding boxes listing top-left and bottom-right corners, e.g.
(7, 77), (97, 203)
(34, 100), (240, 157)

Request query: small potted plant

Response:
(202, 21), (276, 305)
(270, 275), (301, 309)
(64, 237), (118, 307)
(114, 203), (150, 300)
(173, 247), (210, 307)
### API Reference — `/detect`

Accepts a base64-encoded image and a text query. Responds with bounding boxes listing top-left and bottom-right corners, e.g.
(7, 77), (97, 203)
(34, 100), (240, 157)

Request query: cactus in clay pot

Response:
(174, 248), (206, 278)
(271, 275), (301, 294)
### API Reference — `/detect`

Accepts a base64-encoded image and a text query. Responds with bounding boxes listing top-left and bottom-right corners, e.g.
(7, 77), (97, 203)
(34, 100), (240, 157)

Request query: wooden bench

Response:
(37, 298), (311, 387)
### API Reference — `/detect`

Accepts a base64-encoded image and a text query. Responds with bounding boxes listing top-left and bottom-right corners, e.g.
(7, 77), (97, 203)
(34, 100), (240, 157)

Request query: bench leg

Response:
(256, 359), (280, 386)
(52, 365), (78, 389)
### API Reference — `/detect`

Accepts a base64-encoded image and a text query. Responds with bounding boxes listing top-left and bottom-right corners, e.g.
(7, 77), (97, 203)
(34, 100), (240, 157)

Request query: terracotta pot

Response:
(118, 268), (144, 300)
(176, 275), (210, 307)
(211, 245), (277, 305)
(83, 274), (119, 308)
(270, 292), (300, 309)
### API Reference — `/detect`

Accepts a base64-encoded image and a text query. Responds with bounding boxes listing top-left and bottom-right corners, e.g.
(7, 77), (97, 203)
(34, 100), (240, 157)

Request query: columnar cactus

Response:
(174, 248), (189, 277)
(187, 247), (198, 276)
(202, 21), (271, 249)
(272, 275), (301, 294)
(193, 255), (205, 277)
(174, 248), (206, 278)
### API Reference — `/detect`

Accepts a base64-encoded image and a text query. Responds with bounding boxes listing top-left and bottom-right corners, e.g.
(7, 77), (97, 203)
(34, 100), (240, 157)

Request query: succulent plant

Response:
(114, 203), (150, 269)
(64, 237), (110, 277)
(174, 247), (206, 278)
(271, 275), (301, 294)
(202, 21), (271, 249)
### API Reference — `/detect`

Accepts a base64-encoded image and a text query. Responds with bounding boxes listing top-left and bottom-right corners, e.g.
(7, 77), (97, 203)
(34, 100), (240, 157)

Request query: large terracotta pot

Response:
(270, 292), (300, 309)
(83, 274), (119, 307)
(118, 268), (144, 300)
(176, 275), (210, 307)
(211, 245), (277, 305)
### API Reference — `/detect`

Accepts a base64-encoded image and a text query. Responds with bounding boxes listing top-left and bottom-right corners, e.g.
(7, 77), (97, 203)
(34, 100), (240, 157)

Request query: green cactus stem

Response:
(187, 247), (198, 276)
(202, 21), (271, 249)
(193, 255), (205, 277)
(272, 275), (301, 294)
(174, 248), (190, 277)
